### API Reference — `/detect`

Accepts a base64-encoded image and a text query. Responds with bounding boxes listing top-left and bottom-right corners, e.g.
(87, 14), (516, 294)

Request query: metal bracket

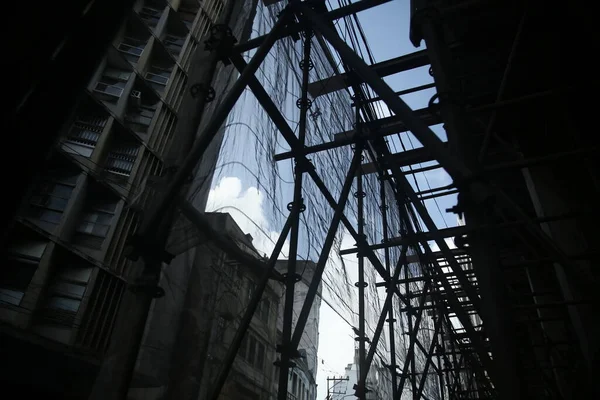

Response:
(128, 274), (166, 299)
(446, 176), (494, 219)
(124, 234), (175, 264)
(190, 83), (216, 102)
(275, 344), (301, 359)
(286, 200), (306, 213)
(204, 24), (238, 65)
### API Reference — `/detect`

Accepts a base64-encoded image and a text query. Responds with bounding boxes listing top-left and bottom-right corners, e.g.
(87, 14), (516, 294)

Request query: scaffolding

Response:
(123, 1), (598, 399)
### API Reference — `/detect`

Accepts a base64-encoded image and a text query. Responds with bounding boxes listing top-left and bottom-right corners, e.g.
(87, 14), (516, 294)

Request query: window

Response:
(178, 8), (196, 30)
(118, 37), (146, 57)
(40, 256), (93, 326)
(213, 0), (225, 19)
(94, 78), (126, 101)
(216, 315), (226, 342)
(164, 34), (186, 58)
(145, 65), (172, 95)
(125, 106), (156, 133)
(247, 280), (255, 301)
(139, 5), (163, 28)
(257, 298), (270, 324)
(146, 66), (171, 85)
(73, 184), (119, 249)
(0, 240), (47, 306)
(76, 269), (125, 353)
(28, 166), (79, 232)
(103, 68), (131, 82)
(255, 341), (265, 369)
(63, 109), (108, 157)
(105, 140), (140, 176)
(238, 332), (267, 370)
(292, 373), (298, 395)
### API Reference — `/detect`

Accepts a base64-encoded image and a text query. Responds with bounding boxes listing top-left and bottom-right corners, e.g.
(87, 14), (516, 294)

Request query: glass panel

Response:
(77, 211), (114, 237)
(9, 241), (47, 259)
(247, 336), (256, 363)
(62, 141), (94, 157)
(118, 42), (144, 55)
(256, 342), (265, 369)
(0, 288), (24, 306)
(50, 282), (86, 299)
(95, 82), (124, 98)
(36, 209), (63, 224)
(69, 126), (101, 145)
(103, 68), (131, 82)
(47, 296), (81, 312)
(239, 334), (248, 358)
(145, 72), (169, 85)
(1, 257), (38, 292)
(106, 158), (135, 175)
(57, 267), (93, 283)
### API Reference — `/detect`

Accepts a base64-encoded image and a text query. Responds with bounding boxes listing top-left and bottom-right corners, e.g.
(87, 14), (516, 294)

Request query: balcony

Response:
(145, 70), (169, 85)
(72, 181), (119, 250)
(163, 8), (189, 59)
(139, 6), (162, 28)
(62, 99), (108, 158)
(105, 143), (139, 177)
(118, 38), (145, 57)
(124, 80), (160, 135)
(164, 34), (185, 58)
(144, 63), (173, 95)
(117, 18), (151, 65)
(104, 126), (141, 179)
(94, 81), (124, 99)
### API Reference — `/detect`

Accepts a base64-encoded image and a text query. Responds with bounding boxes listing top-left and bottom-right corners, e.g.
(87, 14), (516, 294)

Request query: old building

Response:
(330, 349), (392, 400)
(0, 1), (257, 399)
(275, 260), (322, 400)
(163, 212), (283, 400)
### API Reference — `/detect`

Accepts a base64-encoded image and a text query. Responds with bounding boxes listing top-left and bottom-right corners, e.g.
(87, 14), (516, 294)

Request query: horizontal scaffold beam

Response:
(308, 50), (431, 97)
(236, 0), (392, 52)
(274, 107), (442, 161)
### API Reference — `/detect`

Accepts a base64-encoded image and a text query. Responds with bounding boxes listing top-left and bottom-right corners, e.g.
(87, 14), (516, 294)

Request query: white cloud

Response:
(206, 176), (289, 258)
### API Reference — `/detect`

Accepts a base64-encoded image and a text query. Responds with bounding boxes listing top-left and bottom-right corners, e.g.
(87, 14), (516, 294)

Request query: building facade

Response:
(275, 260), (322, 400)
(329, 349), (392, 400)
(0, 1), (257, 398)
(164, 212), (284, 400)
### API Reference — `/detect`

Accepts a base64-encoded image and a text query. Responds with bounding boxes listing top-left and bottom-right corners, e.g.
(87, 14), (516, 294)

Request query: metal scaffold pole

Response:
(355, 103), (367, 399)
(277, 25), (313, 400)
(6, 0), (596, 399)
(379, 172), (399, 400)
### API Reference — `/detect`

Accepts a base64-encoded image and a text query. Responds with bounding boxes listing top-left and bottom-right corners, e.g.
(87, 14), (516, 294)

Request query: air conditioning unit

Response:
(130, 90), (142, 107)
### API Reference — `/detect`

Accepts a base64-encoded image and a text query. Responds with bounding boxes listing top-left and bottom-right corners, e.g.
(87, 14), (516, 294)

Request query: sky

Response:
(205, 1), (458, 399)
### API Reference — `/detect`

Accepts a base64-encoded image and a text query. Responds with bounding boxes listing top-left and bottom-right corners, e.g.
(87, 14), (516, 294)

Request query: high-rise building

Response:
(0, 1), (257, 399)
